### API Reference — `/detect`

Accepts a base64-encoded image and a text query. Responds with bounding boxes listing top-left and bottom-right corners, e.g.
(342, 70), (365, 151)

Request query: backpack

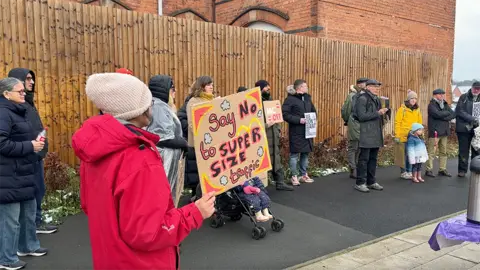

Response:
(341, 92), (354, 123)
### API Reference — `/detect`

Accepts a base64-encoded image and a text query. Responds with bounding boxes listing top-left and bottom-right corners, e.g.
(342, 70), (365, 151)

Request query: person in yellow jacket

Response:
(394, 90), (423, 179)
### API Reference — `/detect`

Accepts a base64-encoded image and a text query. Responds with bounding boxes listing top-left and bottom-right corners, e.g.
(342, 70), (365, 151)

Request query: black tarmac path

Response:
(24, 160), (468, 269)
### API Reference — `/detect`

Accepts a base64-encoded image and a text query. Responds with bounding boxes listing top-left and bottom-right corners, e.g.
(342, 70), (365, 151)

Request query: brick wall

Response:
(163, 0), (213, 21)
(70, 0), (158, 14)
(69, 0), (456, 88)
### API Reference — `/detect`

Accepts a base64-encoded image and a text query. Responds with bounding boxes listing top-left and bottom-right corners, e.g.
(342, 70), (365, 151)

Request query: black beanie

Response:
(255, 80), (269, 91)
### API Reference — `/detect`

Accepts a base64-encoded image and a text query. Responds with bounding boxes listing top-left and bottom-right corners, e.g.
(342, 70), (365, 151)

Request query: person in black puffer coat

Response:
(0, 77), (48, 269)
(282, 79), (317, 186)
(177, 93), (199, 197)
(8, 68), (58, 234)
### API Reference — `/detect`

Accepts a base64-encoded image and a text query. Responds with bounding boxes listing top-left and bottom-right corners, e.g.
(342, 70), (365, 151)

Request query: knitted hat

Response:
(86, 73), (152, 121)
(406, 89), (418, 100)
(411, 123), (424, 132)
(255, 80), (270, 91)
(116, 68), (133, 75)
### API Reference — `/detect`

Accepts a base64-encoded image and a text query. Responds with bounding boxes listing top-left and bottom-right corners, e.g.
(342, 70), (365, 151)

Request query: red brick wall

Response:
(70, 0), (456, 81)
(164, 0), (213, 21)
(70, 0), (158, 14)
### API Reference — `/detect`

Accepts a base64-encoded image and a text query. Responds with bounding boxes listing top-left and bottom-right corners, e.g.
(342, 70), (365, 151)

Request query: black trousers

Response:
(271, 167), (286, 185)
(457, 132), (480, 173)
(356, 147), (379, 186)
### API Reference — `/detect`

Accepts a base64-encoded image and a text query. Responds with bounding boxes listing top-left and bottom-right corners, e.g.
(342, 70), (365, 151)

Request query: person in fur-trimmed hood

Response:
(282, 79), (317, 186)
(341, 78), (368, 179)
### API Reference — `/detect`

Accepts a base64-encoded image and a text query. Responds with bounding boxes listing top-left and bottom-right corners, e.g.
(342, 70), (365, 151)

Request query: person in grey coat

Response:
(353, 79), (389, 193)
(147, 75), (188, 205)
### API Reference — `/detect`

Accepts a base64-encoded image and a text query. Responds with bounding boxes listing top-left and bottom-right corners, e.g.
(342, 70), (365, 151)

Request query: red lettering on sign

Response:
(209, 112), (237, 138)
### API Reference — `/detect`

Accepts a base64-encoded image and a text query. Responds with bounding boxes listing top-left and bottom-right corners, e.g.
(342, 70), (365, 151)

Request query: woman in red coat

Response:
(72, 73), (215, 270)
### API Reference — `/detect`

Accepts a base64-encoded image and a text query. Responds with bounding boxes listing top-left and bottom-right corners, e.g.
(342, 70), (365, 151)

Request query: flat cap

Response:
(366, 79), (382, 86)
(356, 77), (369, 84)
(473, 81), (480, 88)
(433, 88), (445, 95)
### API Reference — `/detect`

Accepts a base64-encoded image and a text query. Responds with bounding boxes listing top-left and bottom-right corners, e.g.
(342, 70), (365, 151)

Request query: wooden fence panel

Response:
(0, 0), (450, 167)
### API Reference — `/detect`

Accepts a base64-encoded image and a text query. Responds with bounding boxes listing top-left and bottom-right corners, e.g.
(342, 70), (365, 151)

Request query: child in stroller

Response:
(196, 176), (285, 240)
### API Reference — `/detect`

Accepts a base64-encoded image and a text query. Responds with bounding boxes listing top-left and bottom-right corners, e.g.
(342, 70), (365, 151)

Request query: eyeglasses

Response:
(9, 90), (26, 95)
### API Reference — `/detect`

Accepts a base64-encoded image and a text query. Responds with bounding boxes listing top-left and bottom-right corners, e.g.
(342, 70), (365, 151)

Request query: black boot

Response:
(349, 169), (357, 179)
(276, 182), (294, 191)
(425, 170), (435, 178)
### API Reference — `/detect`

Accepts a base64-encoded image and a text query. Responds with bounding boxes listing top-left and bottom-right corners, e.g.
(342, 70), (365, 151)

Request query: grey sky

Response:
(453, 0), (480, 80)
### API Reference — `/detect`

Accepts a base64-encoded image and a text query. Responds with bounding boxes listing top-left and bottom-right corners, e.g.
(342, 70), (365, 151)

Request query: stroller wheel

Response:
(271, 219), (284, 232)
(230, 214), (242, 222)
(259, 226), (267, 238)
(252, 227), (263, 240)
(210, 215), (225, 229)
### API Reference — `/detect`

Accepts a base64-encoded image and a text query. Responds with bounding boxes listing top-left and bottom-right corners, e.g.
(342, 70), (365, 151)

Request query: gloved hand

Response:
(243, 186), (260, 194)
(394, 137), (400, 143)
(473, 119), (480, 129)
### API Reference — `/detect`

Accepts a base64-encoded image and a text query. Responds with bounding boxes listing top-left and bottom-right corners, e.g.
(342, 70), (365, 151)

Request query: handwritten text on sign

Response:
(263, 100), (284, 124)
(191, 87), (272, 195)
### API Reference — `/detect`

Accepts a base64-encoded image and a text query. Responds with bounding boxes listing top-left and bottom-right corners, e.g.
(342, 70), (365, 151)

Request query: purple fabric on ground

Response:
(429, 213), (480, 251)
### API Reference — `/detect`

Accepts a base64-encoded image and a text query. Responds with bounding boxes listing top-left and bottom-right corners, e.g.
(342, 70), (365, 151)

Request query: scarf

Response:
(433, 98), (445, 109)
(199, 92), (214, 101)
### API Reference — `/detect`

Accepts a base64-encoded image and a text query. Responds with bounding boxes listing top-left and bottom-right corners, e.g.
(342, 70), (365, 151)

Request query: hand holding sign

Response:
(194, 191), (216, 219)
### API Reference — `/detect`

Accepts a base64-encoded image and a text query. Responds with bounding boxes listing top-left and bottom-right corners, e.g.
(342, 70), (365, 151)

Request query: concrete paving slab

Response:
(412, 254), (476, 270)
(449, 243), (480, 264)
(342, 238), (415, 265)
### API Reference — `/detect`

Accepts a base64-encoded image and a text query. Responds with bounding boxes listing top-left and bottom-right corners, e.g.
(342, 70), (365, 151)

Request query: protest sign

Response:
(305, 112), (317, 139)
(263, 100), (283, 124)
(473, 102), (480, 119)
(191, 87), (272, 195)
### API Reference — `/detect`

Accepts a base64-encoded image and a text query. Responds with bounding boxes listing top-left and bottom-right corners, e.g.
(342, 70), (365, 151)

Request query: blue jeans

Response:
(289, 152), (309, 177)
(400, 149), (412, 173)
(0, 200), (41, 265)
(34, 160), (46, 226)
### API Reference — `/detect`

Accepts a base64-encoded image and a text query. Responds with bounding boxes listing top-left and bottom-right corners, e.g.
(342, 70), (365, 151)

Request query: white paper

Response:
(305, 112), (317, 139)
(473, 102), (480, 119)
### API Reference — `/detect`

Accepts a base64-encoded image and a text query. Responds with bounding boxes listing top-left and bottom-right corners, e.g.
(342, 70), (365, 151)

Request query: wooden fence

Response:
(0, 0), (450, 167)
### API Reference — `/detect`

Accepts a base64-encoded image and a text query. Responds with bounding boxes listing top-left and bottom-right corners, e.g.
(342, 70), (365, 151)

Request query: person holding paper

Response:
(394, 89), (422, 180)
(282, 79), (317, 186)
(455, 81), (480, 177)
(353, 79), (388, 193)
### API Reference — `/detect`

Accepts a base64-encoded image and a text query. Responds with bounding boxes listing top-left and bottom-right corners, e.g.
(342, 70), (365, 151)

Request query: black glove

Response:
(473, 119), (479, 129)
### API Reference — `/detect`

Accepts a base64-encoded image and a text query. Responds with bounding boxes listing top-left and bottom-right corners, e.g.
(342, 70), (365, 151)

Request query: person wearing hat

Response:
(147, 75), (188, 206)
(71, 73), (215, 270)
(352, 79), (389, 193)
(239, 80), (293, 191)
(425, 88), (455, 177)
(394, 89), (422, 180)
(341, 77), (368, 179)
(455, 81), (480, 177)
(406, 123), (429, 183)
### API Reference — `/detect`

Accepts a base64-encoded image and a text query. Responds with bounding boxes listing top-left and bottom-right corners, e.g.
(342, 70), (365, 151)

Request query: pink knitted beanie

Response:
(406, 89), (418, 101)
(86, 73), (152, 120)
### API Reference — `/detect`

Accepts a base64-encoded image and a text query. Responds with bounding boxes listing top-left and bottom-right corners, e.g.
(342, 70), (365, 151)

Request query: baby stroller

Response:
(195, 183), (285, 240)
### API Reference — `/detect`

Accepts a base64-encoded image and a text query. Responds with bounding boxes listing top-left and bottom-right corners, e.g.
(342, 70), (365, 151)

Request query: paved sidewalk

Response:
(295, 212), (480, 270)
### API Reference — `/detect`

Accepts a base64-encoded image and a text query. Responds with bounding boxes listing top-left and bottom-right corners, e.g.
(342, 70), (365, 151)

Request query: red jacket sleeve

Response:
(115, 162), (204, 252)
(79, 163), (88, 215)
